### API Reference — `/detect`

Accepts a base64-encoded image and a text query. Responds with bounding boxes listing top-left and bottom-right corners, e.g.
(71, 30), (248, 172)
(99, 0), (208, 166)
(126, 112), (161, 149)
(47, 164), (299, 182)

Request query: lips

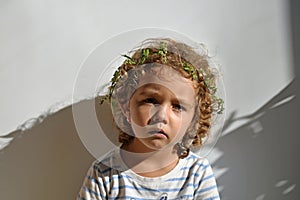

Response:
(148, 129), (168, 138)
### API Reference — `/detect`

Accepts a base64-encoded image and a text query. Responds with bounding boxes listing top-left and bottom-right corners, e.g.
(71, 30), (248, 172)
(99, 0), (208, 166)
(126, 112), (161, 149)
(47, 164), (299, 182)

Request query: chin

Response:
(143, 142), (174, 152)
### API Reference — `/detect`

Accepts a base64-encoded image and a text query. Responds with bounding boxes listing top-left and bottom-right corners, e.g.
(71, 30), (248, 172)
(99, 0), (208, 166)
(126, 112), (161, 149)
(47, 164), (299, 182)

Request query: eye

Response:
(172, 104), (185, 112)
(142, 97), (158, 104)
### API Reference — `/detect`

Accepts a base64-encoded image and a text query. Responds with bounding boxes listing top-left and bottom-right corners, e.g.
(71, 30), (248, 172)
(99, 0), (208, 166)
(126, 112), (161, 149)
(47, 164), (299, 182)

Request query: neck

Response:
(120, 143), (179, 177)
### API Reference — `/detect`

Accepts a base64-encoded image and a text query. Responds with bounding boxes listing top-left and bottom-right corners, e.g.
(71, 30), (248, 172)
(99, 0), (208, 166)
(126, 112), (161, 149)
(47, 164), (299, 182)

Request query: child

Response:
(77, 38), (224, 200)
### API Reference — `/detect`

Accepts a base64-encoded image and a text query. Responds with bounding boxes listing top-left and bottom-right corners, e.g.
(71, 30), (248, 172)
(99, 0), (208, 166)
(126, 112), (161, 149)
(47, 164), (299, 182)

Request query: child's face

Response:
(128, 66), (196, 152)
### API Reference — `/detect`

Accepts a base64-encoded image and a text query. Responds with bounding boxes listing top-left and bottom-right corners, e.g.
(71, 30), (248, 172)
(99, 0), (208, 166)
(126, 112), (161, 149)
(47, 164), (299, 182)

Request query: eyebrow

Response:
(138, 86), (160, 96)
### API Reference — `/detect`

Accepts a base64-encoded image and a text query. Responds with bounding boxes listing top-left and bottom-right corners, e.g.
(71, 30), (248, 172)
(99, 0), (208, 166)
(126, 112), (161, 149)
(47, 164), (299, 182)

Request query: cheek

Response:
(176, 112), (195, 131)
(130, 105), (151, 126)
(169, 113), (187, 132)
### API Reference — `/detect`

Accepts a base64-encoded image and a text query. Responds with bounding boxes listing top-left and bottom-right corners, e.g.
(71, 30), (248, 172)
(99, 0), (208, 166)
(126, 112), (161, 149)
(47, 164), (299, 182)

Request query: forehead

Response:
(136, 65), (196, 100)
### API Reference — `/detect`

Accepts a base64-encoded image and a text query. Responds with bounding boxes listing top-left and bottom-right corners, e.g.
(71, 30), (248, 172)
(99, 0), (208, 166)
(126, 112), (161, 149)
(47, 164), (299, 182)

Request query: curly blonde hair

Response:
(105, 38), (221, 158)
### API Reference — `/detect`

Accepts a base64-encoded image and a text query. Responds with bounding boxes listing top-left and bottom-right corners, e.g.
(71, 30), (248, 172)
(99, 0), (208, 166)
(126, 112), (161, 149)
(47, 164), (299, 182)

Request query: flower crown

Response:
(100, 41), (224, 115)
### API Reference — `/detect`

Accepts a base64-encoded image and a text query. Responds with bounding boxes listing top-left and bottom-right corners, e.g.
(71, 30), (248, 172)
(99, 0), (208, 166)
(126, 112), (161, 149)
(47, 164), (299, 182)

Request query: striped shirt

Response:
(77, 148), (220, 200)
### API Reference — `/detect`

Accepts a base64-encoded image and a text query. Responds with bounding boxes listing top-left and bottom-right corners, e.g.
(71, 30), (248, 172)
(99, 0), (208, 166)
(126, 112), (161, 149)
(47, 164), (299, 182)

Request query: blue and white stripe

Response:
(78, 149), (220, 200)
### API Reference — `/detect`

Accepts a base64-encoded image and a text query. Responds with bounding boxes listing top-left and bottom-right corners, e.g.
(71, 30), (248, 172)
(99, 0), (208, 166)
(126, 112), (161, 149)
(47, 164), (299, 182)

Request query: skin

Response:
(121, 66), (197, 177)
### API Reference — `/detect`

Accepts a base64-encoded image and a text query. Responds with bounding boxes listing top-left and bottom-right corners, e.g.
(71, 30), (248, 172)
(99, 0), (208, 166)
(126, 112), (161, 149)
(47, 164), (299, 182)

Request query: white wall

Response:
(0, 0), (293, 136)
(1, 0), (298, 199)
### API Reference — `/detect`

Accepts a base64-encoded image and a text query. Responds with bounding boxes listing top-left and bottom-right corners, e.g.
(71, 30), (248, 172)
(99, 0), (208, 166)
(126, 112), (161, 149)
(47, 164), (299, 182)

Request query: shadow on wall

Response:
(215, 80), (300, 199)
(0, 97), (119, 200)
(0, 104), (93, 200)
(0, 79), (299, 200)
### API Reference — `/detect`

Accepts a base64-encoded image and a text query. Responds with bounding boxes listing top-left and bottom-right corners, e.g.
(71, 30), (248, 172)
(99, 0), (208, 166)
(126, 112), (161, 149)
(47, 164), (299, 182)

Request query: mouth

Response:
(148, 129), (168, 138)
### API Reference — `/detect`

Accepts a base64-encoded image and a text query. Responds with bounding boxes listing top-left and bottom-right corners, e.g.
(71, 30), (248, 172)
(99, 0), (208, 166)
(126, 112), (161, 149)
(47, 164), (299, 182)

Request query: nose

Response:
(148, 104), (168, 125)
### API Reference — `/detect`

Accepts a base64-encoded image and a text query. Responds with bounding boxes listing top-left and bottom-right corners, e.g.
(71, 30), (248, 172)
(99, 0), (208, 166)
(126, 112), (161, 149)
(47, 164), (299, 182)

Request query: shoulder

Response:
(180, 151), (216, 179)
(90, 148), (124, 176)
(184, 151), (211, 169)
(78, 149), (121, 199)
(185, 152), (220, 198)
